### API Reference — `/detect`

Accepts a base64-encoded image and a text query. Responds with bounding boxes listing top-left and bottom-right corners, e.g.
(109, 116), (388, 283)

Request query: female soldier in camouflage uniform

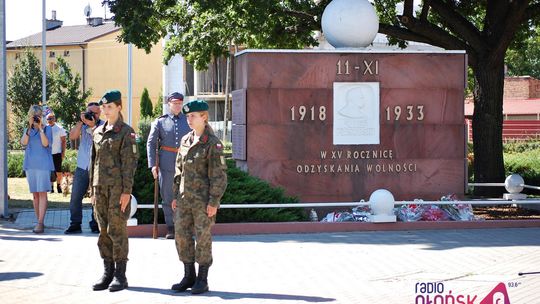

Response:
(90, 90), (138, 292)
(171, 100), (227, 294)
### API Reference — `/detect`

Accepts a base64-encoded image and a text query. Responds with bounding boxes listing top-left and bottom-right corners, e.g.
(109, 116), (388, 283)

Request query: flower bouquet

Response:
(395, 200), (425, 222)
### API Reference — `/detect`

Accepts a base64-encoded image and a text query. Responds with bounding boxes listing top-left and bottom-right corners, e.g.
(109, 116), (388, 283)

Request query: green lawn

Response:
(7, 177), (91, 211)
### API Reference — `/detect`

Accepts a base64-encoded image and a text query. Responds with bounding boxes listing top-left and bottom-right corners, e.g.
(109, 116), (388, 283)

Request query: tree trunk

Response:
(471, 59), (505, 196)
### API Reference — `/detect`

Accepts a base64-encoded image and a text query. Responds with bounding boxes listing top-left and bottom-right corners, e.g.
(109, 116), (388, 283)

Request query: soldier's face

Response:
(102, 103), (122, 121)
(168, 99), (183, 115)
(186, 112), (206, 131)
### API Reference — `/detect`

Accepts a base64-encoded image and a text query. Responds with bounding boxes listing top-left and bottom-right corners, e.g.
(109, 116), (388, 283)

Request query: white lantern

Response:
(127, 194), (138, 226)
(368, 189), (397, 223)
(321, 0), (379, 48)
(504, 174), (524, 194)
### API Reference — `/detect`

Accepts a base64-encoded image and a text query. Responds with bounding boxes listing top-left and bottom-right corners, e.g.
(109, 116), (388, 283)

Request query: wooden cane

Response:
(152, 139), (160, 239)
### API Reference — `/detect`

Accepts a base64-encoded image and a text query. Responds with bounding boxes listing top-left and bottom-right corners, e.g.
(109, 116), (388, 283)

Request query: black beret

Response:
(99, 90), (122, 105)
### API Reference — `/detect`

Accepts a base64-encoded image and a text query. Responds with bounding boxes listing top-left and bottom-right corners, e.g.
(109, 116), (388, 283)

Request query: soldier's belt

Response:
(160, 146), (179, 153)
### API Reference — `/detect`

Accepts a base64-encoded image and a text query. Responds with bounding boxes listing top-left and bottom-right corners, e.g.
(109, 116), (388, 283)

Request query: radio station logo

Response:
(414, 282), (511, 304)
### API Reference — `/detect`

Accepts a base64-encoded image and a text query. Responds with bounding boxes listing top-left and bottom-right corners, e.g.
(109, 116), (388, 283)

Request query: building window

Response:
(63, 50), (70, 57)
(15, 53), (20, 60)
(185, 56), (235, 96)
(49, 62), (58, 71)
(49, 51), (56, 58)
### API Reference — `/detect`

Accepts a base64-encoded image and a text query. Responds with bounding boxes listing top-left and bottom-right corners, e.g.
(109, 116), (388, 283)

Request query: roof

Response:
(465, 98), (540, 116)
(7, 22), (120, 48)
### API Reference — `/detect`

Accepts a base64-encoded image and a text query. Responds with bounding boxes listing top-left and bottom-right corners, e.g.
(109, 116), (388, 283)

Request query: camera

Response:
(33, 115), (41, 123)
(83, 110), (95, 121)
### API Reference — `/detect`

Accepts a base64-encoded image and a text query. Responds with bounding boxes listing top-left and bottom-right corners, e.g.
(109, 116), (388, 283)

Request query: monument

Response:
(232, 0), (467, 202)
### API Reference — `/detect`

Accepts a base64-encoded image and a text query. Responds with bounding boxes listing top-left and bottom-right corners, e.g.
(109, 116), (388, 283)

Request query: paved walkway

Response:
(14, 209), (95, 231)
(1, 219), (539, 304)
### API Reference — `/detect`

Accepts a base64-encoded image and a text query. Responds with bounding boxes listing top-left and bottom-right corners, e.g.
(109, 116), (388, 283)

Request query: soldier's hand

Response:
(171, 199), (177, 211)
(120, 193), (131, 212)
(90, 195), (96, 206)
(151, 166), (158, 179)
(207, 205), (217, 217)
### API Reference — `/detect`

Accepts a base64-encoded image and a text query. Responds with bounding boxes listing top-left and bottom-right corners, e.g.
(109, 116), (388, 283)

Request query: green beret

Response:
(182, 100), (209, 114)
(99, 90), (122, 105)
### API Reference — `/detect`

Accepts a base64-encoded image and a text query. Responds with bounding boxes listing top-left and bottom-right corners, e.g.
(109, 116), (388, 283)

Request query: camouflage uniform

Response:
(173, 125), (227, 266)
(90, 117), (138, 262)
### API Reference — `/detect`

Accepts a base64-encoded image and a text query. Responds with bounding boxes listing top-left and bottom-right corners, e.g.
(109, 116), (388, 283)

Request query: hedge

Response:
(7, 149), (78, 177)
(134, 159), (306, 224)
(504, 148), (540, 192)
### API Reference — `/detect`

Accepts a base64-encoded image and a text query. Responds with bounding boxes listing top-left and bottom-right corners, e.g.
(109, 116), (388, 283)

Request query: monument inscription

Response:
(233, 50), (466, 201)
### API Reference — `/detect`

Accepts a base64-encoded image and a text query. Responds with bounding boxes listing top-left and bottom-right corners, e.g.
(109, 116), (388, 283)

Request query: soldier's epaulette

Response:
(159, 114), (169, 119)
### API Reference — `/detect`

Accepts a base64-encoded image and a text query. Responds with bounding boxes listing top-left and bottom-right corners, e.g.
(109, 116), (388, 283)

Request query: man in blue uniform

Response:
(147, 92), (190, 239)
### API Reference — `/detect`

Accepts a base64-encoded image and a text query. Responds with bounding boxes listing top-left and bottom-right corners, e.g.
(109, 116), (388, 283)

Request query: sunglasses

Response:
(46, 117), (55, 120)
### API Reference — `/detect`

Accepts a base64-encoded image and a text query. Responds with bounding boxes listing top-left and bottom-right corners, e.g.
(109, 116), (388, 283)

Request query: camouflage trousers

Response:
(174, 200), (215, 266)
(93, 186), (131, 262)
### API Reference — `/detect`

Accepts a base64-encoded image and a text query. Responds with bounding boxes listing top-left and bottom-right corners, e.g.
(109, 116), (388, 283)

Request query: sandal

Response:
(33, 223), (45, 234)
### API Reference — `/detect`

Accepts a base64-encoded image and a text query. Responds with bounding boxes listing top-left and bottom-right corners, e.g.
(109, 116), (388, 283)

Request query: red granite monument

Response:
(231, 0), (466, 202)
(232, 49), (467, 202)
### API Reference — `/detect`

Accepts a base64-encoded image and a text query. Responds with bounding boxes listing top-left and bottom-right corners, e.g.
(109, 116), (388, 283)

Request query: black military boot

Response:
(92, 260), (115, 291)
(171, 262), (196, 292)
(191, 264), (210, 294)
(109, 261), (128, 292)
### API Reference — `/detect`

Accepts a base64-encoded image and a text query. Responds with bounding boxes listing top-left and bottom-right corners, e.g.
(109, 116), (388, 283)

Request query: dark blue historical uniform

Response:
(147, 112), (190, 233)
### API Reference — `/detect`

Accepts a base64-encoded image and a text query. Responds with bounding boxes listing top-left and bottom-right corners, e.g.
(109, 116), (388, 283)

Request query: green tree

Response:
(505, 26), (540, 79)
(375, 1), (540, 195)
(7, 49), (53, 149)
(140, 87), (153, 118)
(153, 91), (163, 118)
(108, 0), (321, 70)
(108, 0), (540, 195)
(48, 57), (92, 132)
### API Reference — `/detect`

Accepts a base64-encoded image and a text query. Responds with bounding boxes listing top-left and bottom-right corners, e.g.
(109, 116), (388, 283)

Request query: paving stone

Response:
(1, 222), (539, 303)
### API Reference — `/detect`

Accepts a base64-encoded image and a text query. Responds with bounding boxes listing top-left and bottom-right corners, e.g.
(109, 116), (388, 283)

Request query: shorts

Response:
(52, 153), (63, 172)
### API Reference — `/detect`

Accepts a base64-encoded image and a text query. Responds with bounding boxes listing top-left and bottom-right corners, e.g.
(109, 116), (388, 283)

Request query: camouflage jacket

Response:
(173, 126), (227, 208)
(89, 117), (138, 195)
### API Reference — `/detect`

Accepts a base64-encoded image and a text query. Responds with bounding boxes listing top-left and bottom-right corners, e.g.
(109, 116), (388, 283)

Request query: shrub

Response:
(61, 150), (78, 173)
(133, 208), (165, 226)
(130, 117), (170, 224)
(503, 141), (540, 154)
(7, 151), (25, 177)
(468, 141), (540, 186)
(8, 149), (78, 177)
(140, 88), (153, 118)
(132, 151), (306, 223)
(217, 159), (305, 223)
(505, 149), (540, 193)
(152, 91), (164, 118)
(132, 118), (154, 205)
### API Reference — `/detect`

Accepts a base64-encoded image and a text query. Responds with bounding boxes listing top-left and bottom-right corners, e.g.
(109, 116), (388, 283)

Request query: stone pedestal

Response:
(369, 214), (397, 223)
(503, 193), (527, 200)
(233, 50), (467, 202)
(127, 218), (138, 226)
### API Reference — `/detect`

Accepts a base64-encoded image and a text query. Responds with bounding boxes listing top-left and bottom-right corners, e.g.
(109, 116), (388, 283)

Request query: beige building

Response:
(7, 16), (163, 130)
